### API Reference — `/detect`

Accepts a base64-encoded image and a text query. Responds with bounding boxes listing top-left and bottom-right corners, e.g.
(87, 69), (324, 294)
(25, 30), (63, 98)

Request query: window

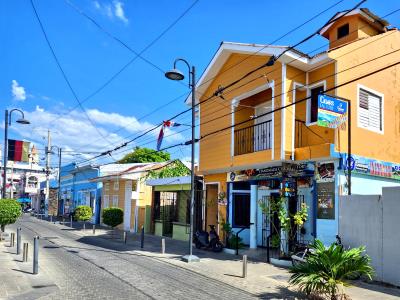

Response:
(309, 85), (324, 123)
(358, 87), (383, 133)
(132, 180), (138, 192)
(104, 195), (109, 208)
(113, 181), (119, 191)
(232, 193), (250, 227)
(112, 195), (119, 207)
(105, 182), (110, 191)
(337, 23), (349, 39)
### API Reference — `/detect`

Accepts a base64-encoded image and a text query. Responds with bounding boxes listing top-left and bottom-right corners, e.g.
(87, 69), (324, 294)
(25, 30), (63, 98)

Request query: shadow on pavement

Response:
(256, 286), (305, 299)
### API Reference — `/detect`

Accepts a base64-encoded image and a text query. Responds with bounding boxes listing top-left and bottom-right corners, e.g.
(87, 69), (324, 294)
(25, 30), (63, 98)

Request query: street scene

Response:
(1, 0), (400, 299)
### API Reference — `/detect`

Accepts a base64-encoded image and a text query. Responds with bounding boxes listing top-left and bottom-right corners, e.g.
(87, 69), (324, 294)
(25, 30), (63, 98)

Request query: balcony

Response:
(234, 120), (272, 156)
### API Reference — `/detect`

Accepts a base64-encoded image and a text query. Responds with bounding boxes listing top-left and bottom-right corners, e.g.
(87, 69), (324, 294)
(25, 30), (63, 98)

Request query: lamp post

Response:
(165, 58), (199, 263)
(45, 145), (62, 217)
(2, 109), (30, 199)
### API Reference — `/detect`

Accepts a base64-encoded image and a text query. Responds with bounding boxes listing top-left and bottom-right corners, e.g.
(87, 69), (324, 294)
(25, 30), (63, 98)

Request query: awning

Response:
(17, 198), (31, 203)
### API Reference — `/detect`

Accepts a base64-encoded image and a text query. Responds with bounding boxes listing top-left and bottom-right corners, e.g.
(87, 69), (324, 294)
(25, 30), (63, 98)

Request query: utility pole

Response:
(45, 130), (51, 217)
(57, 147), (62, 215)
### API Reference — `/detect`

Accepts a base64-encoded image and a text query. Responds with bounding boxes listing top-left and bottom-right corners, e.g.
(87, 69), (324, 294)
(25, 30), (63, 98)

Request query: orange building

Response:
(192, 8), (400, 247)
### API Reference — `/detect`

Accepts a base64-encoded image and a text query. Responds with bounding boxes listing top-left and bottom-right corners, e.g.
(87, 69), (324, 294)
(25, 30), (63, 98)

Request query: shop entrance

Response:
(205, 184), (219, 230)
(257, 189), (280, 247)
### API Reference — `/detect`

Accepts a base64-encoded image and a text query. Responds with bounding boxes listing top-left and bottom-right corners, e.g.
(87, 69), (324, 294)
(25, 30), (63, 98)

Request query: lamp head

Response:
(165, 68), (185, 81)
(266, 55), (276, 67)
(16, 118), (30, 125)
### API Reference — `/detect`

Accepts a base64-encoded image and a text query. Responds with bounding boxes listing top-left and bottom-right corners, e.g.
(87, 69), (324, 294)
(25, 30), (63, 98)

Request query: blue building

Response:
(59, 163), (136, 224)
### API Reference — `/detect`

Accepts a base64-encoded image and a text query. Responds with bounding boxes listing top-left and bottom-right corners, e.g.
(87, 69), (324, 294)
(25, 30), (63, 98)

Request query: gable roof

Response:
(185, 42), (333, 105)
(318, 8), (389, 37)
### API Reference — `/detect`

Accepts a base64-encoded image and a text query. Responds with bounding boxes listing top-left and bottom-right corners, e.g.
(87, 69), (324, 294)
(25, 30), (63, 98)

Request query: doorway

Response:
(257, 189), (280, 247)
(205, 184), (219, 231)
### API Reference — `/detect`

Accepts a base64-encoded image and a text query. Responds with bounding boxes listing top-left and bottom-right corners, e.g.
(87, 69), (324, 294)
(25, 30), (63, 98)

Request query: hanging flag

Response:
(156, 121), (182, 151)
(8, 139), (30, 162)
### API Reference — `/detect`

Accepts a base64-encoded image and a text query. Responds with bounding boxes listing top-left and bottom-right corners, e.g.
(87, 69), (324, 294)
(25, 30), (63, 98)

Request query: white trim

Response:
(198, 103), (201, 170)
(306, 80), (327, 126)
(292, 82), (305, 159)
(281, 64), (287, 160)
(357, 84), (384, 134)
(271, 81), (275, 160)
(231, 81), (274, 157)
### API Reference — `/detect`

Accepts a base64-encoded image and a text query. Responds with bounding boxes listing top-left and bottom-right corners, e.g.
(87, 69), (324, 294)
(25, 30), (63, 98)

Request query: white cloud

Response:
(94, 0), (128, 24)
(11, 80), (26, 101)
(10, 106), (184, 164)
(113, 1), (128, 24)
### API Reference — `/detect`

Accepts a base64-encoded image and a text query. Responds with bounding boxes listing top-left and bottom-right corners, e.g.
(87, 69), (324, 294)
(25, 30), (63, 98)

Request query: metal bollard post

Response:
(23, 243), (28, 262)
(50, 215), (53, 223)
(83, 222), (86, 232)
(10, 233), (15, 247)
(242, 255), (248, 278)
(62, 217), (65, 225)
(70, 215), (73, 227)
(33, 236), (39, 275)
(140, 226), (144, 248)
(161, 238), (165, 254)
(17, 228), (21, 255)
(92, 225), (96, 235)
(123, 232), (127, 244)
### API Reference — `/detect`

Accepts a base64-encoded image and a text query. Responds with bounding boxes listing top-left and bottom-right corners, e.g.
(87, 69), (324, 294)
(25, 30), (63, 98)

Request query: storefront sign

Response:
(227, 163), (314, 182)
(341, 154), (400, 180)
(316, 162), (335, 183)
(317, 94), (348, 128)
(317, 181), (335, 219)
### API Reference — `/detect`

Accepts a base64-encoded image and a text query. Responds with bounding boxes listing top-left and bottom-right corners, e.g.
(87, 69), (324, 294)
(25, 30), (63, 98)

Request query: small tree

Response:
(74, 205), (92, 231)
(0, 199), (22, 232)
(118, 147), (170, 163)
(102, 207), (123, 238)
(289, 239), (373, 299)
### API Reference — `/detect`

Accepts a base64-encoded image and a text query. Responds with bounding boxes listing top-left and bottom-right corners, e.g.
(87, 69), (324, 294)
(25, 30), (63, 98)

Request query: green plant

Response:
(289, 239), (373, 300)
(0, 199), (22, 232)
(102, 207), (124, 229)
(118, 147), (170, 163)
(228, 235), (244, 249)
(146, 160), (190, 179)
(74, 205), (92, 222)
(271, 234), (280, 248)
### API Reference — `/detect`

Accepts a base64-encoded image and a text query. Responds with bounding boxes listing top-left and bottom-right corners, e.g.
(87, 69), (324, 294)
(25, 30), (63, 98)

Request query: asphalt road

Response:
(14, 215), (259, 300)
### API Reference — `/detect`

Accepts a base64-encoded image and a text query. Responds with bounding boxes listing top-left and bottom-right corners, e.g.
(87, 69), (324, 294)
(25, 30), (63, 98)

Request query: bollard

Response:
(70, 215), (73, 227)
(92, 225), (96, 235)
(62, 217), (65, 225)
(83, 222), (86, 232)
(10, 233), (15, 247)
(33, 236), (39, 275)
(50, 215), (53, 223)
(123, 232), (127, 244)
(242, 255), (248, 278)
(17, 228), (21, 255)
(23, 243), (28, 262)
(161, 238), (165, 254)
(140, 226), (144, 249)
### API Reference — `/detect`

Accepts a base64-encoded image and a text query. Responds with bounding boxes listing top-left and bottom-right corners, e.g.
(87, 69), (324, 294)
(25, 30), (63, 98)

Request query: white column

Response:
(250, 183), (257, 249)
(124, 181), (132, 231)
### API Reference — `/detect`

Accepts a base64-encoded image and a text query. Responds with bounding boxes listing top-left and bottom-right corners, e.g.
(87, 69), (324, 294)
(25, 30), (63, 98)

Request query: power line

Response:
(30, 0), (114, 147)
(64, 0), (346, 151)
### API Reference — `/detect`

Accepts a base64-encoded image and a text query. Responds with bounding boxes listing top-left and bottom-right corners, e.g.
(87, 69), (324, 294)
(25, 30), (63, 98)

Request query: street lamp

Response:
(2, 109), (30, 199)
(165, 58), (199, 263)
(45, 146), (62, 217)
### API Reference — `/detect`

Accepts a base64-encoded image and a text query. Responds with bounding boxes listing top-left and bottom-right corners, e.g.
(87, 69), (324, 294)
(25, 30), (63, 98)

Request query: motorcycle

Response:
(194, 225), (223, 252)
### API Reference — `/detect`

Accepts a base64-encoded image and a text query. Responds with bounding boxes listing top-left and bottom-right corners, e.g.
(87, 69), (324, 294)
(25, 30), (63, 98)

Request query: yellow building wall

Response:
(331, 30), (400, 163)
(199, 53), (282, 173)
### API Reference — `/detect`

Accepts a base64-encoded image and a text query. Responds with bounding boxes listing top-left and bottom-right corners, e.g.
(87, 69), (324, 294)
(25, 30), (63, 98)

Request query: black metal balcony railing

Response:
(234, 120), (272, 156)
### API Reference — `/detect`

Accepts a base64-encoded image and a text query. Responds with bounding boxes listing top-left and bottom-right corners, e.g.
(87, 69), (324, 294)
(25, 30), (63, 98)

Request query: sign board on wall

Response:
(316, 162), (335, 183)
(317, 94), (348, 128)
(341, 154), (400, 180)
(317, 181), (335, 219)
(227, 163), (315, 182)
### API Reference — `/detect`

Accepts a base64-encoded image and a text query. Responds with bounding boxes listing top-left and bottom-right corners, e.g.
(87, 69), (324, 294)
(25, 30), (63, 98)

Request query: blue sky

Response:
(1, 0), (398, 167)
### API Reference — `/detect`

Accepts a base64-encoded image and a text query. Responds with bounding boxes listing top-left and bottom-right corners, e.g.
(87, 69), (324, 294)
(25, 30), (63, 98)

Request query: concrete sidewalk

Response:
(0, 229), (57, 300)
(39, 215), (400, 300)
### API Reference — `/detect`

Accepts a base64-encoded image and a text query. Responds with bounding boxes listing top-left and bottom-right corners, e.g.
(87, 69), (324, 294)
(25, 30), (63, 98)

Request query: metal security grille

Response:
(234, 120), (272, 155)
(160, 192), (177, 236)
